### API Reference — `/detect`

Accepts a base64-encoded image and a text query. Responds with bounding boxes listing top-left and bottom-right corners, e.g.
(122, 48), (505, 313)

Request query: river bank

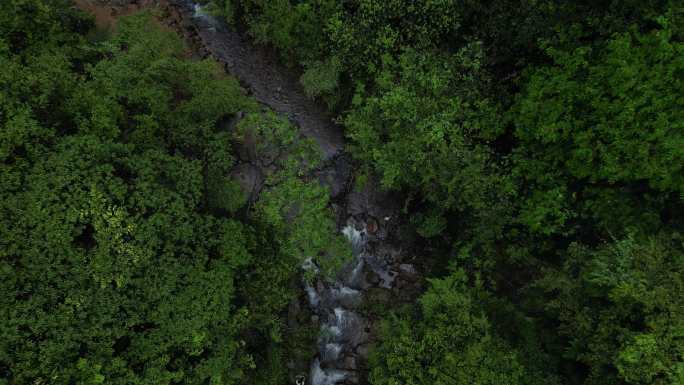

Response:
(73, 2), (425, 383)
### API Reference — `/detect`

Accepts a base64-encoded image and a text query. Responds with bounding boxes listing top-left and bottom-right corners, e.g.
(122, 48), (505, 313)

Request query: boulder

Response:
(229, 163), (263, 202)
(398, 263), (419, 280)
(316, 154), (352, 199)
(345, 174), (401, 219)
(343, 356), (357, 371)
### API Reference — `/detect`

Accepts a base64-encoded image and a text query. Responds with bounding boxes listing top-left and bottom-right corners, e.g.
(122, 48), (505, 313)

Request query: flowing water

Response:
(302, 218), (400, 385)
(304, 220), (369, 385)
(178, 4), (403, 384)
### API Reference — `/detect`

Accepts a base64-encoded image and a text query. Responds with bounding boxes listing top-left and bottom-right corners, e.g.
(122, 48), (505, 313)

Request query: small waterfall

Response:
(192, 3), (207, 18)
(333, 308), (348, 329)
(302, 217), (400, 384)
(178, 3), (402, 383)
(341, 225), (365, 255)
(311, 359), (348, 385)
(345, 258), (365, 289)
(303, 220), (370, 385)
(190, 2), (218, 31)
(305, 283), (320, 307)
(323, 343), (343, 361)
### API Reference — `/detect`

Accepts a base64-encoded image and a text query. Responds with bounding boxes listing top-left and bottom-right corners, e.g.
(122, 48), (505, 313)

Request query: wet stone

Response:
(365, 270), (380, 286)
(355, 344), (370, 360)
(229, 163), (263, 201)
(398, 263), (419, 282)
(343, 356), (357, 371)
(366, 219), (378, 234)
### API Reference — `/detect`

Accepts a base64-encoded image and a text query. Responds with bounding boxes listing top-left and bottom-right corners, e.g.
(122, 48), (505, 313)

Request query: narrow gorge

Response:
(170, 3), (423, 384)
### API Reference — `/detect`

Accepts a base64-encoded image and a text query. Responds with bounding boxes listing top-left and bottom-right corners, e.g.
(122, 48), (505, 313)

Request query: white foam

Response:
(324, 325), (341, 338)
(311, 359), (347, 385)
(340, 286), (359, 296)
(323, 343), (342, 361)
(334, 307), (349, 328)
(342, 225), (365, 254)
(330, 285), (360, 300)
(192, 3), (206, 17)
(305, 283), (320, 307)
(302, 257), (320, 273)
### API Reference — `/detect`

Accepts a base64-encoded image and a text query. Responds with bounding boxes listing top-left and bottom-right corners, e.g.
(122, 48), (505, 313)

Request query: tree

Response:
(533, 232), (684, 385)
(512, 19), (683, 235)
(370, 270), (527, 385)
(0, 8), (347, 385)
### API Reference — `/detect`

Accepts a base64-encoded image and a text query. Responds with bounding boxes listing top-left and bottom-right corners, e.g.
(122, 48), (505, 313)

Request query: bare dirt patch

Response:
(73, 0), (162, 30)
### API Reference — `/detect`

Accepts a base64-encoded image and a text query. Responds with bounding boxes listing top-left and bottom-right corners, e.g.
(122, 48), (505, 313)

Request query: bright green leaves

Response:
(80, 186), (147, 289)
(206, 131), (247, 213)
(323, 0), (463, 77)
(517, 187), (572, 236)
(346, 48), (506, 213)
(370, 270), (526, 385)
(212, 0), (337, 64)
(0, 0), (89, 55)
(514, 22), (684, 193)
(300, 55), (343, 103)
(79, 13), (257, 148)
(234, 111), (320, 179)
(236, 112), (351, 276)
(255, 175), (350, 276)
(509, 19), (684, 240)
(75, 358), (106, 385)
(0, 8), (305, 385)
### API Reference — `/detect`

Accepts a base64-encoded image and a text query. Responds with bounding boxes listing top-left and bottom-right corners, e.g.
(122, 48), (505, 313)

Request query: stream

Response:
(168, 3), (419, 384)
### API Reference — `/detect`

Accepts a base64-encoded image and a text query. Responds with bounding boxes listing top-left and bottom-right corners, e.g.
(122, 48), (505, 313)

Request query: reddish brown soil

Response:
(72, 0), (161, 30)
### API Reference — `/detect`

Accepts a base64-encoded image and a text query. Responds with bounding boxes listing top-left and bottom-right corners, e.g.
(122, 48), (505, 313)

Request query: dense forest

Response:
(1, 1), (683, 385)
(0, 2), (349, 383)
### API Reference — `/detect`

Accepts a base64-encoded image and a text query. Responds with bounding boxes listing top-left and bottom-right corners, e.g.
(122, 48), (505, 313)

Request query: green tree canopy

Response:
(533, 232), (684, 385)
(370, 270), (527, 385)
(1, 6), (346, 385)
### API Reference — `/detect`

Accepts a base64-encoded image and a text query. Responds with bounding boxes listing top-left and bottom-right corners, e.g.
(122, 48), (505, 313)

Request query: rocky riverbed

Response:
(165, 3), (425, 384)
(74, 1), (425, 383)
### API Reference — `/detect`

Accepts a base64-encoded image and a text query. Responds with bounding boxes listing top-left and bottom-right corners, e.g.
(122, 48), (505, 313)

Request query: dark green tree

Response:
(370, 270), (527, 385)
(533, 232), (684, 385)
(1, 7), (346, 385)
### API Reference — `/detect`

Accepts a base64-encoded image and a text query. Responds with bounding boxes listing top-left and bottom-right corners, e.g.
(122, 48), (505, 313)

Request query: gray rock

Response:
(343, 356), (357, 371)
(345, 174), (401, 219)
(229, 163), (263, 201)
(316, 155), (352, 199)
(399, 263), (418, 280)
(355, 344), (370, 359)
(344, 373), (359, 385)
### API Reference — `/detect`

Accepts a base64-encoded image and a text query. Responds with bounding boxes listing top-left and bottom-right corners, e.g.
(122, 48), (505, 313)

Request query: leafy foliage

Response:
(213, 1), (684, 384)
(4, 0), (684, 384)
(513, 21), (683, 234)
(370, 271), (526, 385)
(533, 233), (684, 385)
(345, 46), (509, 212)
(0, 6), (345, 385)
